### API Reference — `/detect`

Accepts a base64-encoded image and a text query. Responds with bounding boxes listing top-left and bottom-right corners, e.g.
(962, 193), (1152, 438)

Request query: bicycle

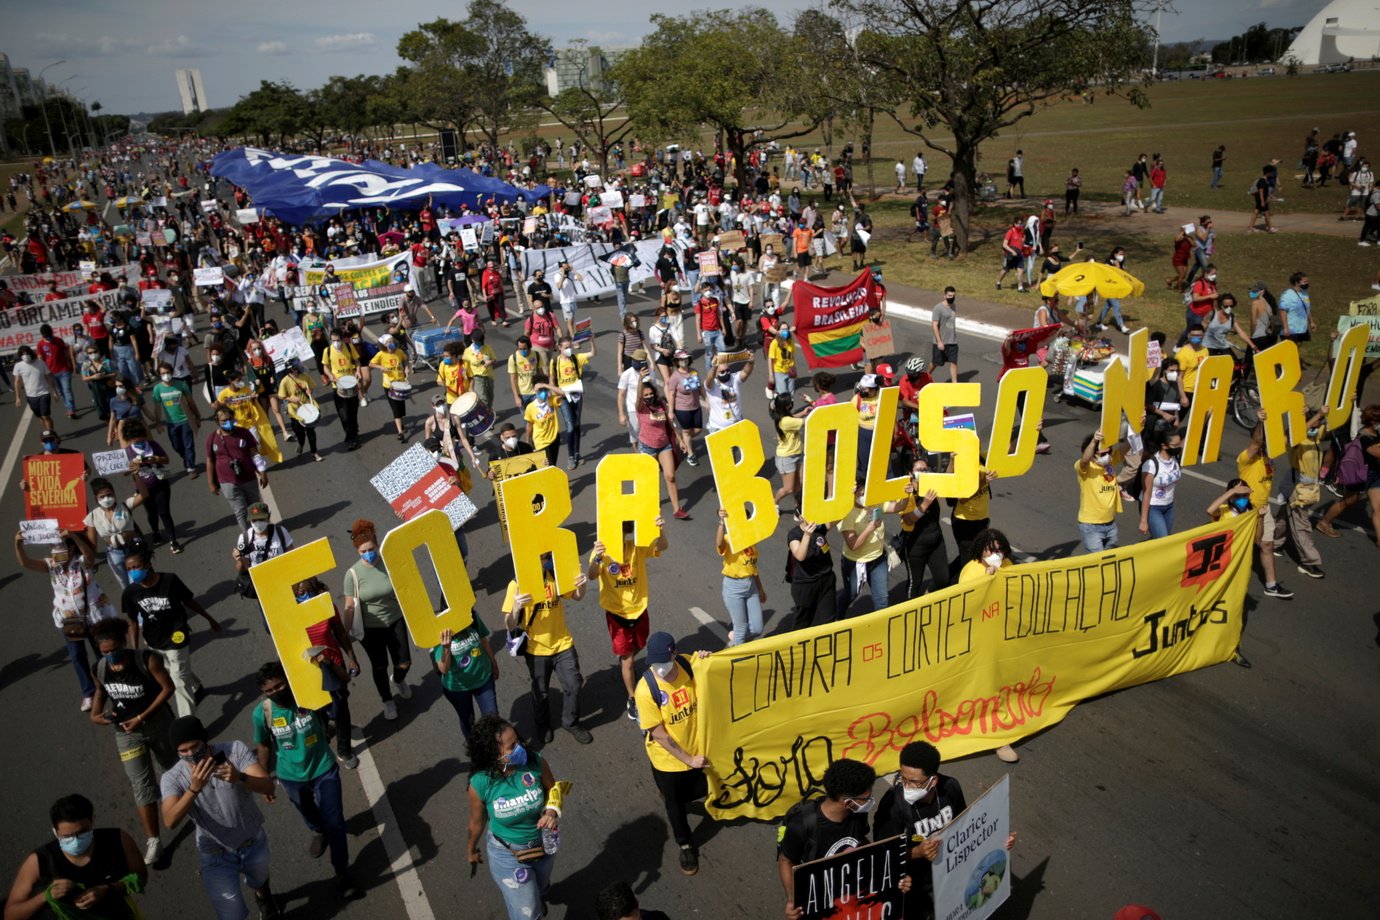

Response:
(1227, 347), (1261, 430)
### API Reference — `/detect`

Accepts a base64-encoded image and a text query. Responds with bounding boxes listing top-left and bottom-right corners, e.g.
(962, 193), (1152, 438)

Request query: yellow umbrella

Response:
(1039, 262), (1146, 299)
(115, 195), (145, 208)
(42, 156), (54, 165)
(63, 200), (99, 212)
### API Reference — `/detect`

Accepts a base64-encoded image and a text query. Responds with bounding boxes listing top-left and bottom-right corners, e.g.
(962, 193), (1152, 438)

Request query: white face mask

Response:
(562, 348), (573, 357)
(98, 496), (117, 509)
(846, 796), (876, 815)
(651, 662), (674, 679)
(1096, 452), (1112, 465)
(252, 520), (270, 534)
(21, 354), (33, 363)
(1165, 370), (1179, 382)
(502, 437), (518, 450)
(983, 552), (1003, 568)
(1206, 274), (1217, 282)
(902, 782), (933, 805)
(210, 354), (222, 365)
(160, 373), (172, 383)
(434, 405), (446, 415)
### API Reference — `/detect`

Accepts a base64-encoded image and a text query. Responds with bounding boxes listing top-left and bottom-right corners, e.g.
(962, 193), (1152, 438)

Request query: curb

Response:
(780, 279), (1013, 344)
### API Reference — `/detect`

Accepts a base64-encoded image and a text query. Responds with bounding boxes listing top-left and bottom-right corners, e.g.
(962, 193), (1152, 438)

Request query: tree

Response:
(222, 81), (306, 146)
(540, 41), (634, 175)
(610, 7), (816, 189)
(397, 17), (484, 136)
(834, 0), (1155, 252)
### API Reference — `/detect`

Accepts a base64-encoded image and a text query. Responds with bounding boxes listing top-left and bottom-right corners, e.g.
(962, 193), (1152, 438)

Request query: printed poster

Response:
(23, 454), (88, 531)
(931, 776), (1012, 920)
(793, 835), (907, 920)
(370, 444), (477, 531)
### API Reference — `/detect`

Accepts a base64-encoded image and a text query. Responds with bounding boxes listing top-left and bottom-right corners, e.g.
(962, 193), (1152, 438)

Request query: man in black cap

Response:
(160, 715), (282, 919)
(634, 631), (711, 876)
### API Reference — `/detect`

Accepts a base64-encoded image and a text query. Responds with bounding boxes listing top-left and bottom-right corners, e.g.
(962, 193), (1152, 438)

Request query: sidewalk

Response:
(796, 269), (1028, 342)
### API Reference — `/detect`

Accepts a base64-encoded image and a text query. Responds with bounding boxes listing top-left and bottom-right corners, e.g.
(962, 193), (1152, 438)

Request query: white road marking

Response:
(352, 738), (438, 920)
(688, 605), (719, 629)
(0, 410), (35, 504)
(780, 279), (1009, 342)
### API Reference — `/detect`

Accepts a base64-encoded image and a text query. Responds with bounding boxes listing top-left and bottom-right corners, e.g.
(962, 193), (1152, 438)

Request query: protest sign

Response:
(696, 512), (1256, 820)
(331, 283), (358, 316)
(573, 317), (593, 345)
(489, 453), (549, 542)
(0, 288), (123, 357)
(141, 288), (173, 312)
(262, 327), (313, 372)
(697, 250), (721, 277)
(943, 412), (978, 431)
(718, 230), (746, 250)
(629, 193), (647, 208)
(23, 454), (88, 531)
(760, 232), (784, 253)
(1336, 315), (1380, 357)
(861, 318), (894, 358)
(370, 444), (478, 531)
(0, 262), (139, 295)
(200, 198), (218, 213)
(91, 449), (132, 477)
(79, 261), (96, 276)
(1146, 340), (1162, 369)
(716, 350), (753, 366)
(193, 266), (224, 287)
(236, 208), (259, 224)
(931, 776), (1011, 920)
(765, 264), (790, 283)
(1349, 295), (1380, 317)
(136, 232), (153, 247)
(152, 196), (168, 208)
(523, 216), (538, 235)
(588, 206), (613, 227)
(19, 519), (61, 546)
(459, 226), (479, 252)
(793, 270), (878, 368)
(793, 836), (907, 920)
(600, 189), (624, 209)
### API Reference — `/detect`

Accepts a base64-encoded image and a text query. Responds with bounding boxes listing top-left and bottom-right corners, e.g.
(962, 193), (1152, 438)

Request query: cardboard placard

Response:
(370, 444), (478, 531)
(20, 518), (61, 545)
(573, 317), (593, 344)
(595, 455), (662, 565)
(200, 198), (218, 213)
(794, 835), (906, 920)
(759, 232), (784, 253)
(140, 289), (173, 311)
(91, 449), (132, 477)
(716, 350), (753, 366)
(193, 266), (224, 287)
(23, 454), (88, 531)
(236, 208), (259, 224)
(765, 264), (790, 283)
(861, 318), (894, 358)
(697, 251), (721, 277)
(489, 453), (550, 542)
(931, 776), (1011, 920)
(600, 189), (624, 209)
(79, 261), (97, 276)
(628, 193), (647, 208)
(1349, 296), (1380, 317)
(704, 420), (778, 551)
(718, 230), (746, 250)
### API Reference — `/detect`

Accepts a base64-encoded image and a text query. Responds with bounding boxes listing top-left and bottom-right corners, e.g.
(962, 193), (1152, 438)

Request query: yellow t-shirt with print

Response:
(551, 353), (589, 388)
(855, 395), (880, 431)
(776, 415), (804, 457)
(500, 578), (573, 656)
(370, 349), (407, 385)
(216, 385), (262, 429)
(1237, 448), (1274, 507)
(325, 344), (358, 379)
(718, 542), (759, 579)
(437, 359), (467, 403)
(463, 344), (497, 380)
(1175, 344), (1207, 394)
(840, 504), (885, 562)
(524, 397), (563, 450)
(1076, 453), (1124, 524)
(592, 543), (660, 618)
(507, 351), (539, 395)
(635, 662), (700, 773)
(953, 466), (991, 521)
(768, 337), (796, 374)
(958, 557), (1011, 584)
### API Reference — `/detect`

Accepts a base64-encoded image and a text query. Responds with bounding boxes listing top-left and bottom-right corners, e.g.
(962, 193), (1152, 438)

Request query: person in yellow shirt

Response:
(321, 329), (362, 450)
(550, 333), (595, 469)
(716, 508), (766, 645)
(275, 357), (325, 463)
(635, 631), (712, 877)
(949, 458), (996, 577)
(1076, 429), (1126, 552)
(369, 333), (410, 442)
(839, 478), (906, 616)
(462, 331), (498, 409)
(1174, 324), (1209, 406)
(587, 517), (669, 720)
(1235, 413), (1292, 599)
(1203, 479), (1270, 669)
(523, 382), (563, 467)
(1277, 406), (1329, 578)
(767, 326), (797, 395)
(507, 336), (540, 410)
(957, 528), (1014, 583)
(214, 370), (282, 465)
(769, 394), (806, 508)
(436, 340), (467, 405)
(501, 562), (593, 744)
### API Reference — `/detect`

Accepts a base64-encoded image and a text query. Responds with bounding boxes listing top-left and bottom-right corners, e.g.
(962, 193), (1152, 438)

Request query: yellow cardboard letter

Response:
(987, 367), (1047, 478)
(1100, 329), (1149, 438)
(706, 420), (779, 551)
(862, 387), (912, 507)
(915, 383), (981, 498)
(1252, 341), (1306, 457)
(1183, 354), (1234, 465)
(801, 401), (858, 526)
(596, 454), (662, 564)
(501, 466), (582, 599)
(251, 538), (336, 711)
(1325, 322), (1370, 428)
(379, 509), (476, 649)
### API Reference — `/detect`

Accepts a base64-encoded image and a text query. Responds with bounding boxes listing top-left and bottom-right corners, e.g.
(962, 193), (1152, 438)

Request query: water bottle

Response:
(541, 827), (559, 855)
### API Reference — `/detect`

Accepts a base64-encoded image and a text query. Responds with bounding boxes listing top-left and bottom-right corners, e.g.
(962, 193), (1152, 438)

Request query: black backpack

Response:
(777, 797), (824, 862)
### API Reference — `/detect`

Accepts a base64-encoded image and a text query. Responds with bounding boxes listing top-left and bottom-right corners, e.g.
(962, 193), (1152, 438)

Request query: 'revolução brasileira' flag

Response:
(791, 270), (880, 368)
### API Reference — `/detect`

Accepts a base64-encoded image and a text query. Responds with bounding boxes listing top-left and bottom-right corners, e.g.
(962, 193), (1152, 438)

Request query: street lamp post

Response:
(37, 59), (67, 157)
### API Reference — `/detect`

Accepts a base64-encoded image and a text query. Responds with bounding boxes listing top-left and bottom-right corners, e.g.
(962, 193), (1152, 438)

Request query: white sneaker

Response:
(359, 396), (368, 407)
(392, 680), (412, 700)
(80, 696), (93, 712)
(143, 836), (163, 866)
(382, 701), (398, 721)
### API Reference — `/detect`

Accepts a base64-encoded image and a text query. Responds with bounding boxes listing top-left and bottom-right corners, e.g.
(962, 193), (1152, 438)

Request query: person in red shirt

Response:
(292, 574), (361, 770)
(996, 218), (1028, 292)
(410, 238), (429, 268)
(481, 260), (507, 326)
(43, 281), (63, 302)
(35, 323), (78, 418)
(694, 287), (726, 372)
(82, 303), (110, 356)
(897, 357), (932, 416)
(1179, 265), (1218, 346)
(1149, 158), (1167, 213)
(87, 273), (110, 296)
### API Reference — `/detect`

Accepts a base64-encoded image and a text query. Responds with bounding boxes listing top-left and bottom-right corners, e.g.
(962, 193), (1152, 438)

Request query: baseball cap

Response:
(248, 502), (271, 521)
(403, 283), (414, 293)
(858, 373), (878, 389)
(875, 363), (896, 381)
(377, 333), (394, 345)
(1249, 280), (1267, 293)
(630, 348), (649, 361)
(646, 631), (677, 665)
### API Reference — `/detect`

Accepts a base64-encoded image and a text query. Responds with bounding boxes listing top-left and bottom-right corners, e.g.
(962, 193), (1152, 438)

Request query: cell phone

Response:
(212, 751), (227, 766)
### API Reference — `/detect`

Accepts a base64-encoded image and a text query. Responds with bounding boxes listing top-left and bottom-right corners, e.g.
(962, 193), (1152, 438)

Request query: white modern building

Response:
(175, 68), (207, 115)
(544, 46), (626, 97)
(1282, 0), (1380, 65)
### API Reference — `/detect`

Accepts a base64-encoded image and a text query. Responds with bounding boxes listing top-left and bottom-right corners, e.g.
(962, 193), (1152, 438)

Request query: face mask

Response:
(1115, 254), (1125, 263)
(98, 495), (117, 509)
(659, 317), (669, 326)
(846, 796), (876, 815)
(127, 567), (149, 584)
(778, 329), (789, 339)
(1095, 452), (1111, 466)
(56, 831), (94, 857)
(1249, 291), (1261, 300)
(717, 373), (732, 384)
(945, 295), (955, 303)
(1165, 370), (1179, 382)
(267, 688), (294, 707)
(160, 372), (172, 383)
(331, 339), (342, 348)
(133, 440), (149, 452)
(115, 386), (127, 396)
(386, 342), (397, 351)
(1307, 427), (1320, 439)
(295, 592), (314, 603)
(1230, 497), (1250, 513)
(651, 661), (675, 679)
(518, 349), (530, 358)
(178, 745), (209, 764)
(1165, 447), (1181, 459)
(220, 420), (234, 431)
(42, 439), (58, 452)
(504, 743), (528, 767)
(360, 549), (380, 565)
(352, 337), (362, 345)
(1206, 274), (1216, 282)
(1300, 283), (1310, 291)
(537, 307), (547, 316)
(103, 648), (128, 667)
(983, 552), (1003, 568)
(252, 520), (270, 534)
(210, 354), (223, 365)
(21, 354), (33, 363)
(502, 436), (518, 450)
(1189, 337), (1203, 346)
(254, 348), (264, 356)
(211, 321), (224, 330)
(86, 353), (97, 360)
(902, 782), (932, 805)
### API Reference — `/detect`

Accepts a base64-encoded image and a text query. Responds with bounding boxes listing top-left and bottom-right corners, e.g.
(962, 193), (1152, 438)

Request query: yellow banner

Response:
(697, 513), (1255, 821)
(301, 254), (409, 291)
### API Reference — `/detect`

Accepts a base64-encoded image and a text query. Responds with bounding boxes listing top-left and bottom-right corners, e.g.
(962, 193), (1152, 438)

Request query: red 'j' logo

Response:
(1182, 531), (1233, 588)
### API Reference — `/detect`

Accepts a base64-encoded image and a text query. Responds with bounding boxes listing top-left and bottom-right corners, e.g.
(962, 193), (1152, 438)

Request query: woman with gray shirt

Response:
(1203, 293), (1256, 357)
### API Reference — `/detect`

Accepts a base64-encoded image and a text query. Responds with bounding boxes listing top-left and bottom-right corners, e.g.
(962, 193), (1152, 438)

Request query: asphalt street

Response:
(3, 282), (1379, 920)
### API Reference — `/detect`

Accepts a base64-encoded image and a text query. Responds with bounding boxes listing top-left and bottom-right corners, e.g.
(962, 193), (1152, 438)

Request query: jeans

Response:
(112, 344), (143, 386)
(721, 576), (763, 645)
(1184, 249), (1209, 286)
(52, 370), (75, 413)
(615, 281), (630, 318)
(524, 648), (583, 731)
(66, 638), (95, 698)
(105, 546), (130, 590)
(1098, 298), (1125, 328)
(199, 828), (272, 920)
(485, 833), (553, 920)
(219, 480), (262, 532)
(701, 329), (725, 372)
(558, 397), (584, 459)
(651, 766), (708, 847)
(149, 645), (201, 717)
(838, 555), (889, 617)
(1150, 187), (1165, 211)
(1211, 166), (1223, 188)
(773, 371), (795, 395)
(440, 677), (498, 740)
(279, 765), (349, 872)
(1079, 521), (1119, 553)
(167, 420), (197, 470)
(1146, 503), (1174, 539)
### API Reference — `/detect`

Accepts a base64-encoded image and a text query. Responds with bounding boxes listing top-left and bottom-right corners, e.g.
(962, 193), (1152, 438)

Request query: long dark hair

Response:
(467, 716), (514, 778)
(769, 393), (794, 438)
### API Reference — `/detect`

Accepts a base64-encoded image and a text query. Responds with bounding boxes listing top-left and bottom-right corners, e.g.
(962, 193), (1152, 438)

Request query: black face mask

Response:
(267, 689), (295, 709)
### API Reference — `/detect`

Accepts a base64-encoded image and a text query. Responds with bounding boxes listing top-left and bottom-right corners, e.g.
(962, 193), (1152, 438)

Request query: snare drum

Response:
(387, 381), (413, 402)
(296, 403), (320, 426)
(335, 375), (358, 399)
(450, 391), (496, 437)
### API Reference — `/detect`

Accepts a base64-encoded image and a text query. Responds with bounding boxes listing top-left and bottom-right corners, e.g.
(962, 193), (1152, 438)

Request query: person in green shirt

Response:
(466, 716), (561, 920)
(253, 662), (361, 901)
(150, 361), (201, 475)
(431, 614), (500, 741)
(342, 519), (412, 720)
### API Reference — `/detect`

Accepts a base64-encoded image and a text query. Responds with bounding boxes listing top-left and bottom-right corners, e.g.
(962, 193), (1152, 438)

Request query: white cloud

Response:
(34, 32), (139, 57)
(314, 32), (378, 53)
(145, 35), (217, 57)
(257, 41), (291, 55)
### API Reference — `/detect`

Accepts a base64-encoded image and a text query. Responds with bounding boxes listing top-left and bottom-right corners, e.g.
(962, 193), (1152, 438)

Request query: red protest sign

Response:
(792, 269), (877, 368)
(392, 466), (463, 521)
(23, 453), (88, 530)
(999, 324), (1062, 379)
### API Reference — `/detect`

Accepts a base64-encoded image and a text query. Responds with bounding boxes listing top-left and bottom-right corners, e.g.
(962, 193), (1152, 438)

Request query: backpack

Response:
(235, 526), (286, 599)
(777, 797), (823, 862)
(641, 655), (693, 709)
(1337, 437), (1368, 488)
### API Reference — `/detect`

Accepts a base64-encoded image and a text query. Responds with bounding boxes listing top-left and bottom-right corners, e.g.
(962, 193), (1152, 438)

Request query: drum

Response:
(335, 375), (358, 398)
(387, 380), (413, 402)
(297, 403), (320, 426)
(450, 391), (495, 437)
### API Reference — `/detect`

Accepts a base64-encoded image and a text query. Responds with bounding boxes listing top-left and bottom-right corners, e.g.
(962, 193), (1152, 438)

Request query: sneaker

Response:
(171, 541), (184, 555)
(625, 697), (638, 722)
(542, 725), (556, 744)
(143, 836), (162, 866)
(1315, 520), (1339, 538)
(995, 282), (1002, 290)
(1118, 325), (1131, 335)
(1263, 582), (1294, 599)
(359, 396), (368, 407)
(994, 744), (1020, 763)
(80, 696), (93, 712)
(1297, 564), (1325, 579)
(1325, 482), (1343, 498)
(765, 387), (774, 399)
(1035, 439), (1051, 454)
(392, 679), (412, 700)
(335, 870), (363, 900)
(564, 724), (594, 745)
(679, 844), (700, 876)
(1271, 546), (1284, 557)
(673, 508), (691, 520)
(187, 468), (199, 479)
(308, 833), (326, 859)
(1371, 283), (1380, 292)
(382, 701), (398, 721)
(567, 457), (577, 470)
(1362, 241), (1374, 247)
(1232, 649), (1253, 669)
(338, 750), (359, 770)
(255, 892), (282, 920)
(685, 454), (699, 467)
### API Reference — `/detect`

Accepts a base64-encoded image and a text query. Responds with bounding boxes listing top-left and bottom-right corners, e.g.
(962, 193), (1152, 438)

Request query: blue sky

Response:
(0, 0), (1335, 114)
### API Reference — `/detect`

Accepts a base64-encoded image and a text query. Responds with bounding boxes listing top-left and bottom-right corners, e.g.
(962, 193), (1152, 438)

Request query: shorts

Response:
(26, 394), (53, 417)
(796, 252), (811, 267)
(388, 395), (407, 419)
(1257, 502), (1277, 542)
(655, 353), (675, 367)
(733, 301), (752, 323)
(1255, 202), (1270, 213)
(674, 408), (703, 430)
(1003, 253), (1023, 271)
(561, 302), (577, 320)
(606, 611), (649, 657)
(931, 344), (958, 367)
(638, 441), (673, 456)
(777, 453), (801, 474)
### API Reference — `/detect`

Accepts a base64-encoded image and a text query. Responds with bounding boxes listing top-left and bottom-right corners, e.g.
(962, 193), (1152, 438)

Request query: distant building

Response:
(1283, 0), (1380, 65)
(1, 53), (52, 154)
(544, 46), (627, 97)
(175, 68), (207, 115)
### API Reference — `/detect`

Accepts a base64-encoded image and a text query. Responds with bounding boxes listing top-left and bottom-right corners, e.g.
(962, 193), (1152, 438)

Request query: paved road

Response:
(2, 284), (1378, 920)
